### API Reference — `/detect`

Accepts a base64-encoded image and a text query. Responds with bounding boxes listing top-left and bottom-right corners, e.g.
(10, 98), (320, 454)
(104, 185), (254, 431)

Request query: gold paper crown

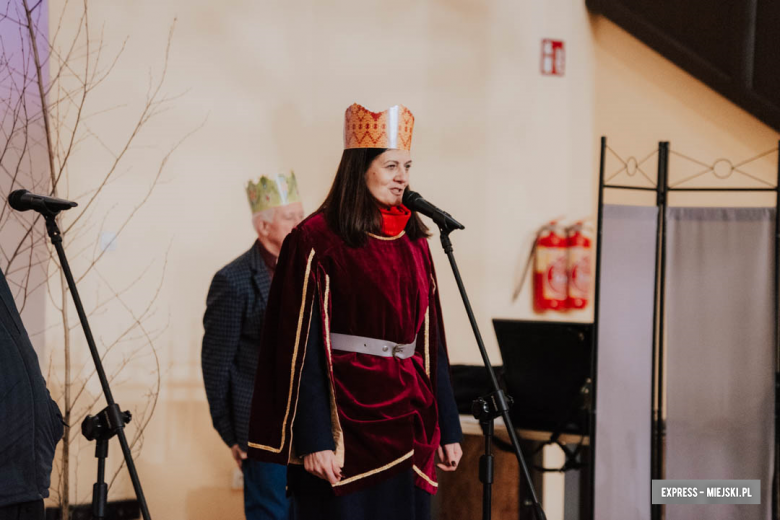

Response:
(343, 103), (415, 150)
(246, 171), (300, 213)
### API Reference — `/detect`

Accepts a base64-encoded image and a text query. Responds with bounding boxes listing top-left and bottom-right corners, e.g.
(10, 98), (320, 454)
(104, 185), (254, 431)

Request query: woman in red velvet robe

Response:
(247, 104), (462, 519)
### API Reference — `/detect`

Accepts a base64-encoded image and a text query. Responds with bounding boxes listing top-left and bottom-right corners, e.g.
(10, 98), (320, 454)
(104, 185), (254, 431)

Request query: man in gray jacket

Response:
(202, 172), (304, 520)
(0, 267), (63, 520)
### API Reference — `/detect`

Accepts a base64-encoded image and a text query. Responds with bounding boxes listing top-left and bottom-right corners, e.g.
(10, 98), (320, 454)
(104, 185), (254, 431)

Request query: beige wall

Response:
(594, 16), (779, 207)
(36, 0), (779, 518)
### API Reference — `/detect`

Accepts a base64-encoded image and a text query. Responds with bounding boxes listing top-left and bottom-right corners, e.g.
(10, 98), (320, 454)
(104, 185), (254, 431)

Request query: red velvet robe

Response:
(247, 212), (447, 496)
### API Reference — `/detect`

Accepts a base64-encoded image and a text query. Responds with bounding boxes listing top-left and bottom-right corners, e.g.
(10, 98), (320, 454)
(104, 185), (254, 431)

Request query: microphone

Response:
(403, 190), (464, 233)
(8, 189), (78, 215)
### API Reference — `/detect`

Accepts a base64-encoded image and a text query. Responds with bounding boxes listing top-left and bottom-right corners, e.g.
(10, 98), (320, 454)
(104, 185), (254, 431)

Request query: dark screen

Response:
(493, 319), (592, 435)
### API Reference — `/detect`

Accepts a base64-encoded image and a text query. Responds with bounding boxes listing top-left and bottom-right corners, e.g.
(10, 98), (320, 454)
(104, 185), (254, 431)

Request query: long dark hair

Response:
(317, 148), (430, 248)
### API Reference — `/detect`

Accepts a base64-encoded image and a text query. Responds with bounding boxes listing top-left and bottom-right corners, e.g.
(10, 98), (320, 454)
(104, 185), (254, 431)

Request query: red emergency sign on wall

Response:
(541, 39), (565, 76)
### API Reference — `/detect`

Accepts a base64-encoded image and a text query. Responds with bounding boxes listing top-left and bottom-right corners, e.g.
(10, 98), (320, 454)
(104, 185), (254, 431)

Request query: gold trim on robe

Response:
(323, 275), (346, 468)
(413, 465), (438, 488)
(424, 307), (430, 377)
(288, 297), (315, 464)
(332, 450), (415, 487)
(248, 248), (316, 453)
(367, 230), (406, 241)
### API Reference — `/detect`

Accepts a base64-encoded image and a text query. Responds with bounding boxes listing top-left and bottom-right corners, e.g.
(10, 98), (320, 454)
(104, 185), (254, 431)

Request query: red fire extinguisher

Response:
(566, 222), (592, 310)
(533, 222), (568, 312)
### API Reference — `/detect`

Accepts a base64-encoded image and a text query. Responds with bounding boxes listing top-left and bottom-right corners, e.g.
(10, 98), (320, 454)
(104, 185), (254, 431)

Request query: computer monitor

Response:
(493, 319), (592, 435)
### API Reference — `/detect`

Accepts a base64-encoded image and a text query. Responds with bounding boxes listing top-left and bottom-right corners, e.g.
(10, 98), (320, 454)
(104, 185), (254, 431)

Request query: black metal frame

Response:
(775, 143), (780, 520)
(653, 142), (669, 520)
(591, 137), (780, 520)
(590, 137), (664, 520)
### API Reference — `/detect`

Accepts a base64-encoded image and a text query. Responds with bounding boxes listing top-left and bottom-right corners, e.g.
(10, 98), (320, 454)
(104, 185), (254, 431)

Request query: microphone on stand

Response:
(407, 189), (547, 519)
(8, 189), (78, 215)
(8, 188), (151, 519)
(402, 190), (464, 233)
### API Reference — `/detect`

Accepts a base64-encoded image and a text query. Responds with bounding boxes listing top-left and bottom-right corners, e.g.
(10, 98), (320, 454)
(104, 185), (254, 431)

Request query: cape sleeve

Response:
(436, 334), (463, 445)
(292, 297), (336, 456)
(247, 226), (320, 464)
(428, 245), (463, 445)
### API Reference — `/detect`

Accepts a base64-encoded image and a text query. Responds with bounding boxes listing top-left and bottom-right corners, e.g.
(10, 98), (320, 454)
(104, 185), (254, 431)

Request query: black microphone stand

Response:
(41, 209), (152, 520)
(436, 221), (547, 520)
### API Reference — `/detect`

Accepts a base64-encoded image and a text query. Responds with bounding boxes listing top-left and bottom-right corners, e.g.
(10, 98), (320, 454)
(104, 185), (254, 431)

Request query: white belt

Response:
(329, 332), (417, 359)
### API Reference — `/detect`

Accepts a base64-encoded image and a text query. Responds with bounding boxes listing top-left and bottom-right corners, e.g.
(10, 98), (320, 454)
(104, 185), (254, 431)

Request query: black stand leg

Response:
(43, 214), (152, 520)
(82, 404), (132, 520)
(92, 438), (108, 520)
(473, 397), (498, 520)
(480, 419), (494, 520)
(439, 229), (546, 520)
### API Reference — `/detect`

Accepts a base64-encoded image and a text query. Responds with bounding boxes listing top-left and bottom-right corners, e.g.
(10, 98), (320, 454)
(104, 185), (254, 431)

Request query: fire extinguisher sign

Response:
(541, 39), (565, 76)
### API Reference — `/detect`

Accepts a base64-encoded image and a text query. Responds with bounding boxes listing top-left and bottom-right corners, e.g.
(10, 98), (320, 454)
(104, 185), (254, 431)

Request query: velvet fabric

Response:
(248, 212), (447, 496)
(379, 205), (411, 237)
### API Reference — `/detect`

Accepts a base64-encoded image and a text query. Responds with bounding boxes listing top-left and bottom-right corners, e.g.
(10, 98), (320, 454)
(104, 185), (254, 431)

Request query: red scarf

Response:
(379, 205), (411, 237)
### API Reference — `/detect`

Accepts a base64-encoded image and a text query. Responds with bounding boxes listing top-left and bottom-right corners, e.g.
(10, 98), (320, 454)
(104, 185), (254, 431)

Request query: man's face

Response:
(256, 201), (305, 255)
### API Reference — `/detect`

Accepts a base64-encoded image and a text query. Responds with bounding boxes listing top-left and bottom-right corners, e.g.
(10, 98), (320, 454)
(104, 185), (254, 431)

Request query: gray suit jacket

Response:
(202, 241), (271, 450)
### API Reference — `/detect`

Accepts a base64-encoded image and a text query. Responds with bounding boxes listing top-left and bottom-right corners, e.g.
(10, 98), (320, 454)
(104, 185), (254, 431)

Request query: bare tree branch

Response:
(64, 19), (177, 234)
(2, 4), (187, 514)
(69, 248), (168, 408)
(21, 0), (55, 190)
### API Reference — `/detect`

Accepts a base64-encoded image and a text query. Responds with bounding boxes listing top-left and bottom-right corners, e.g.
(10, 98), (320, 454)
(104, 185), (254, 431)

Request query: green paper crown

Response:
(246, 171), (300, 213)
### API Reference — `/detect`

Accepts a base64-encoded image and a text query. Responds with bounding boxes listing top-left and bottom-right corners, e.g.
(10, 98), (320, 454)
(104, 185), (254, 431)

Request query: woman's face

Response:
(365, 149), (412, 208)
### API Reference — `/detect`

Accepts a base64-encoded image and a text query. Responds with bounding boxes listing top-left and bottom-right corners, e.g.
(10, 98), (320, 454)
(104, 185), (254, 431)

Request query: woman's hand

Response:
(436, 443), (463, 472)
(303, 450), (343, 485)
